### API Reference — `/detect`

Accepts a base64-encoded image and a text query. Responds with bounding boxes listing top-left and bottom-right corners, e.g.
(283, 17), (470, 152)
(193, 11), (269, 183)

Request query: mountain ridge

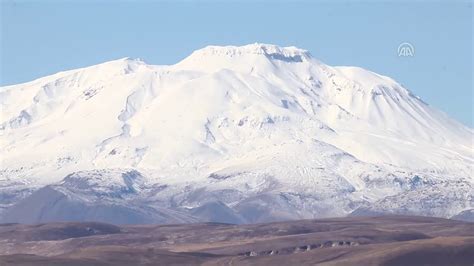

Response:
(0, 43), (472, 224)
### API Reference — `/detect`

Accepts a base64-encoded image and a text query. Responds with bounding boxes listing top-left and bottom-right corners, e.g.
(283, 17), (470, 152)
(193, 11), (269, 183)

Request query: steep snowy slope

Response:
(0, 44), (472, 223)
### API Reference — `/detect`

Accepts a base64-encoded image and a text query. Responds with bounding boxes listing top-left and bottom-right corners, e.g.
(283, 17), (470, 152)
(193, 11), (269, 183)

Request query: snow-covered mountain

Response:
(0, 43), (472, 224)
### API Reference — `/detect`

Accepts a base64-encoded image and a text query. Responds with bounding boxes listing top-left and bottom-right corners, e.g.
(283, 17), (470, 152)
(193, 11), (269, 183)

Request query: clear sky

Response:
(1, 0), (472, 126)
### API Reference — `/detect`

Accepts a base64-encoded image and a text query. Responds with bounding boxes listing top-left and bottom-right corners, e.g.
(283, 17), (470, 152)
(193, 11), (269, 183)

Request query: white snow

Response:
(0, 43), (472, 220)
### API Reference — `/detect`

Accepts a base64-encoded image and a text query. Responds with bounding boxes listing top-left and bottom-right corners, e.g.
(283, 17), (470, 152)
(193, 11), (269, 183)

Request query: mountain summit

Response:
(0, 44), (472, 224)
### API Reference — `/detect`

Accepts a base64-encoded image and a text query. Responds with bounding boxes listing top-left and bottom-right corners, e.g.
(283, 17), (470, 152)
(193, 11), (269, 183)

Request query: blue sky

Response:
(1, 0), (472, 126)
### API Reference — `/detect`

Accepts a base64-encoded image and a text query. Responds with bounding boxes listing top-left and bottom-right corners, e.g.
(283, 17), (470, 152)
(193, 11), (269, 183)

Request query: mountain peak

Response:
(173, 43), (313, 72)
(1, 43), (472, 225)
(100, 57), (145, 68)
(186, 43), (311, 61)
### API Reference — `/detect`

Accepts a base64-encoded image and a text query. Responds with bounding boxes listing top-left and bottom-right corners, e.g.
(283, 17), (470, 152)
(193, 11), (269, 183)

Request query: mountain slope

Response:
(0, 43), (472, 224)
